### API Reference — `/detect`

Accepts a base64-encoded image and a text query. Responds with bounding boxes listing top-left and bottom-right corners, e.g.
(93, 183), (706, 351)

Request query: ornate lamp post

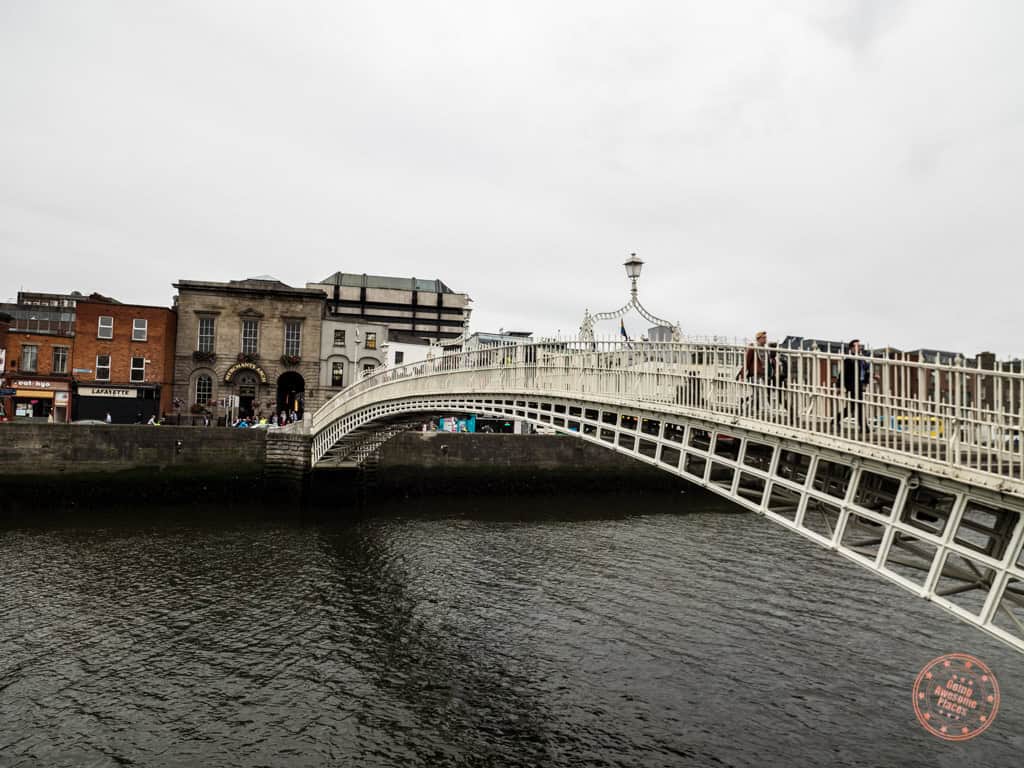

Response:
(578, 253), (681, 343)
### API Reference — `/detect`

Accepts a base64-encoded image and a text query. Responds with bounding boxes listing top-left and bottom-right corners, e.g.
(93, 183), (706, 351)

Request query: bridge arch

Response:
(305, 341), (1024, 655)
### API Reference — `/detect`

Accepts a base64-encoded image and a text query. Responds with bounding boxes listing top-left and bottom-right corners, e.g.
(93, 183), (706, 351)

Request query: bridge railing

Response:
(313, 340), (1024, 484)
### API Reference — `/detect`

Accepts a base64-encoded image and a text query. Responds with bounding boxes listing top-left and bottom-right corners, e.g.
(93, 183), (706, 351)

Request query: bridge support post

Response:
(265, 429), (312, 493)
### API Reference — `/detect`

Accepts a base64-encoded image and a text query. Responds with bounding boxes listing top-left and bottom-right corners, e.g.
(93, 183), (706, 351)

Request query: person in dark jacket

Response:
(837, 339), (871, 433)
(738, 330), (770, 415)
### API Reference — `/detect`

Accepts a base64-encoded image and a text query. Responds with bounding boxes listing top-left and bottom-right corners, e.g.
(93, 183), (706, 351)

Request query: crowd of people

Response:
(231, 410), (301, 429)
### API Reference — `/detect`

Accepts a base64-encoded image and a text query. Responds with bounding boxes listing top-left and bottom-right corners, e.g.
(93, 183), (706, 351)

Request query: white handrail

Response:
(312, 340), (1024, 485)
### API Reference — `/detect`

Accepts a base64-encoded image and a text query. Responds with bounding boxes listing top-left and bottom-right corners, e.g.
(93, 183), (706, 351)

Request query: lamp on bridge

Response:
(578, 253), (681, 343)
(624, 252), (644, 298)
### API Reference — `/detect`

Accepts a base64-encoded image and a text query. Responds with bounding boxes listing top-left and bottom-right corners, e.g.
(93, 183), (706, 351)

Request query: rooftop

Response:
(174, 277), (326, 297)
(317, 272), (459, 294)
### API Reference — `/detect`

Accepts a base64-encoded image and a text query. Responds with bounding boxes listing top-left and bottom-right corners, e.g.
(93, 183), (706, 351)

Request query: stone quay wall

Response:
(0, 422), (266, 477)
(265, 429), (312, 483)
(368, 432), (685, 495)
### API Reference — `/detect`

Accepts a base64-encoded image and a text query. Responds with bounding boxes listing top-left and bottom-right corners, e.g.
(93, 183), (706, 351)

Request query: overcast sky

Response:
(2, 1), (1021, 355)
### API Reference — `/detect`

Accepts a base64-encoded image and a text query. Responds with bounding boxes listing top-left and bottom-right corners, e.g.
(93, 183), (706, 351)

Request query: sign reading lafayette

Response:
(224, 362), (268, 383)
(78, 386), (136, 398)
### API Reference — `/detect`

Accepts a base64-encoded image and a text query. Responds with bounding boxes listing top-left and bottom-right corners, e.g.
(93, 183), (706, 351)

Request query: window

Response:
(198, 317), (215, 352)
(130, 356), (146, 383)
(132, 318), (148, 341)
(96, 355), (111, 381)
(20, 345), (38, 372)
(365, 332), (377, 350)
(195, 374), (212, 405)
(394, 351), (404, 365)
(52, 346), (68, 374)
(241, 319), (259, 354)
(333, 329), (346, 346)
(331, 362), (344, 387)
(284, 321), (301, 356)
(363, 363), (375, 373)
(98, 316), (114, 339)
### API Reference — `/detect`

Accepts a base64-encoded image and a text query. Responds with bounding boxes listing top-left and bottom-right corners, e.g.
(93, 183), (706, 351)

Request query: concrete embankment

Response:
(308, 432), (687, 501)
(0, 423), (267, 510)
(0, 425), (687, 511)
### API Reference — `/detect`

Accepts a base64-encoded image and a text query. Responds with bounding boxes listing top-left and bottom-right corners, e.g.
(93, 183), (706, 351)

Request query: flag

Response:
(620, 319), (629, 341)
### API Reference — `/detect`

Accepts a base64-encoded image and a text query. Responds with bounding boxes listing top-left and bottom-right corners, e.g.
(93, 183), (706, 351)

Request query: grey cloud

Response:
(1, 0), (1021, 357)
(812, 0), (911, 53)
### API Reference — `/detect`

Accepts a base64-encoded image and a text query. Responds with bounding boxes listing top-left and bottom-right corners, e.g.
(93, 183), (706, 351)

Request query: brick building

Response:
(171, 277), (325, 424)
(70, 298), (178, 423)
(0, 311), (11, 420)
(0, 312), (75, 422)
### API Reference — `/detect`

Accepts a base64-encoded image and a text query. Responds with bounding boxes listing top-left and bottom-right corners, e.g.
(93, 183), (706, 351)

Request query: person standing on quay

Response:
(837, 339), (871, 434)
(105, 412), (112, 424)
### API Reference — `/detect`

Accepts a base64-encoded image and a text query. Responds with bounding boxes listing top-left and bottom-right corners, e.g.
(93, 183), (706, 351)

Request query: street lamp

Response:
(623, 253), (643, 298)
(578, 253), (681, 343)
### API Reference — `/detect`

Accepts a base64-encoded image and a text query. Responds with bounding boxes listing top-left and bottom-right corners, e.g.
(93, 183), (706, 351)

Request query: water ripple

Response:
(1, 492), (1021, 767)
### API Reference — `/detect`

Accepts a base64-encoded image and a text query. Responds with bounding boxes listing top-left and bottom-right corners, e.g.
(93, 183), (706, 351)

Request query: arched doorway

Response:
(277, 371), (305, 421)
(236, 371), (260, 419)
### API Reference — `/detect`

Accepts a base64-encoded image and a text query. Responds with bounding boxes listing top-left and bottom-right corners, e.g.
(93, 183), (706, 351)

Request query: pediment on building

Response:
(238, 307), (265, 318)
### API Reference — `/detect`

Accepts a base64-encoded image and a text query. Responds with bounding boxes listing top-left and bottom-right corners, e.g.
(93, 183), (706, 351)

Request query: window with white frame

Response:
(20, 345), (38, 372)
(98, 316), (114, 339)
(130, 356), (145, 383)
(198, 317), (215, 352)
(394, 351), (404, 365)
(132, 318), (148, 341)
(284, 321), (301, 356)
(241, 319), (259, 355)
(52, 346), (68, 374)
(331, 362), (344, 387)
(195, 374), (212, 404)
(96, 355), (111, 381)
(333, 329), (345, 346)
(365, 332), (377, 350)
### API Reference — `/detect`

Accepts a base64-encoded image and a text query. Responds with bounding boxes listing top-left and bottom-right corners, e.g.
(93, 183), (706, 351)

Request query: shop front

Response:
(224, 361), (269, 421)
(74, 384), (161, 424)
(8, 377), (71, 422)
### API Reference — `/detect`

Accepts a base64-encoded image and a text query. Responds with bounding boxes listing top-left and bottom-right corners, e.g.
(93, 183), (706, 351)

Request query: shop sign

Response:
(0, 388), (15, 396)
(72, 368), (93, 374)
(13, 379), (59, 389)
(224, 362), (268, 383)
(55, 392), (69, 404)
(78, 386), (137, 398)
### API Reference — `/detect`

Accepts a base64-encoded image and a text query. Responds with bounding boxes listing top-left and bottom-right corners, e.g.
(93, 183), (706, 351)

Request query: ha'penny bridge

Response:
(299, 336), (1024, 655)
(268, 256), (1024, 655)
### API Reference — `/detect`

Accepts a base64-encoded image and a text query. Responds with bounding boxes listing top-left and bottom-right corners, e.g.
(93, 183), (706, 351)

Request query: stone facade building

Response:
(171, 276), (326, 424)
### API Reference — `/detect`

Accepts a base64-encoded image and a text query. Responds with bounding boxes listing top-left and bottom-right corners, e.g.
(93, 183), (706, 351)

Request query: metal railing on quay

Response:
(312, 339), (1024, 484)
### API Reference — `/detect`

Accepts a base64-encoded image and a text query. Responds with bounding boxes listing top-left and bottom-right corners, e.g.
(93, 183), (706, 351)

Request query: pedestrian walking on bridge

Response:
(836, 339), (871, 434)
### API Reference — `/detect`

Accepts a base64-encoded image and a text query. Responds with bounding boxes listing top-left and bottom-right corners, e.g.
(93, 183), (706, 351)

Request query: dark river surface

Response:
(1, 489), (1022, 767)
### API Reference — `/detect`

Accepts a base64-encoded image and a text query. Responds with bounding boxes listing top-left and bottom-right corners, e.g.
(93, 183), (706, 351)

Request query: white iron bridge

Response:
(308, 339), (1024, 655)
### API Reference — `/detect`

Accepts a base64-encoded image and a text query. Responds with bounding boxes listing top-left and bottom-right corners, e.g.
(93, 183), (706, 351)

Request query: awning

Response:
(16, 390), (54, 399)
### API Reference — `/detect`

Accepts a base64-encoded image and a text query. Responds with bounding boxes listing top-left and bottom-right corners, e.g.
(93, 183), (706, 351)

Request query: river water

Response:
(1, 490), (1021, 767)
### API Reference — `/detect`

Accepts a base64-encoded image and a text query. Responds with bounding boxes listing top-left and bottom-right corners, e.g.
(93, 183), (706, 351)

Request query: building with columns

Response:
(171, 276), (326, 424)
